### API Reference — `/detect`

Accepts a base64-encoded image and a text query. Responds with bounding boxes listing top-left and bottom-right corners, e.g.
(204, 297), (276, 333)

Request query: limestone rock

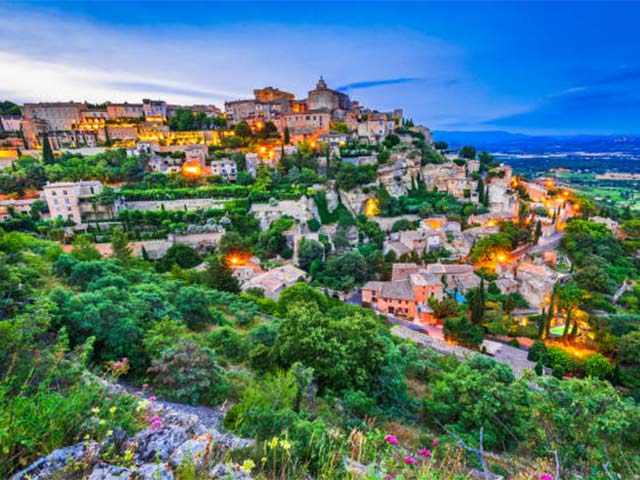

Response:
(209, 463), (253, 479)
(10, 441), (100, 480)
(133, 463), (174, 480)
(88, 463), (133, 480)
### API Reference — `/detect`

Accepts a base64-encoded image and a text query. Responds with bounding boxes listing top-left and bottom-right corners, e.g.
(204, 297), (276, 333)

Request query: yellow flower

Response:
(106, 430), (113, 437)
(279, 439), (291, 451)
(84, 434), (90, 440)
(109, 406), (116, 414)
(268, 436), (279, 449)
(240, 459), (255, 473)
(91, 407), (100, 414)
(99, 419), (106, 426)
(261, 457), (268, 464)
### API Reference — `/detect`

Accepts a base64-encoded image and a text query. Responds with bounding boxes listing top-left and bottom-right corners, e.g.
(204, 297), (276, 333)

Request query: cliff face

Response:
(11, 391), (254, 480)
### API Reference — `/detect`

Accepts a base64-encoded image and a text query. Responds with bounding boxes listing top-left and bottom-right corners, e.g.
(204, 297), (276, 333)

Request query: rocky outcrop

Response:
(11, 399), (254, 480)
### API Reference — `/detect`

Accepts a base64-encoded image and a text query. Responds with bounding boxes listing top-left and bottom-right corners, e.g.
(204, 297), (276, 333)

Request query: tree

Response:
(470, 233), (512, 264)
(556, 283), (585, 343)
(534, 220), (543, 243)
(275, 304), (387, 392)
(204, 255), (240, 293)
(147, 339), (228, 405)
(110, 227), (132, 265)
(175, 286), (213, 330)
(283, 126), (290, 145)
(156, 244), (202, 272)
(443, 315), (484, 348)
(297, 238), (324, 272)
(476, 177), (485, 204)
(97, 186), (116, 218)
(433, 141), (448, 151)
(277, 283), (329, 316)
(234, 121), (252, 139)
(218, 231), (251, 256)
(470, 279), (486, 325)
(41, 132), (55, 165)
(459, 145), (477, 159)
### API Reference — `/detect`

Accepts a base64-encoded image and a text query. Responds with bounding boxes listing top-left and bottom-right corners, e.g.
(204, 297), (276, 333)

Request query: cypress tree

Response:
(476, 177), (484, 204)
(470, 278), (485, 325)
(42, 132), (55, 165)
(284, 126), (290, 145)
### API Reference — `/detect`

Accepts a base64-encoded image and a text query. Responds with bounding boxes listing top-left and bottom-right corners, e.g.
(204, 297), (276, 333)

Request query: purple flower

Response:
(383, 434), (398, 446)
(540, 475), (554, 480)
(419, 448), (431, 457)
(403, 456), (416, 465)
(432, 439), (439, 447)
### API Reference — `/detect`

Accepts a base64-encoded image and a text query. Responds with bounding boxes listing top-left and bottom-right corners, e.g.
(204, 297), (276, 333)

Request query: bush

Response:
(147, 340), (228, 405)
(552, 364), (566, 379)
(583, 354), (613, 379)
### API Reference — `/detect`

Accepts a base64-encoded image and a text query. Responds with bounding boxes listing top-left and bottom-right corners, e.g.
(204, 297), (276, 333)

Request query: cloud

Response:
(0, 3), (521, 130)
(336, 78), (422, 92)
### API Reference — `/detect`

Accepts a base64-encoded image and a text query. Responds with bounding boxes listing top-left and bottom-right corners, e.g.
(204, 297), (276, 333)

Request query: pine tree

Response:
(111, 227), (132, 265)
(205, 255), (240, 293)
(41, 132), (55, 165)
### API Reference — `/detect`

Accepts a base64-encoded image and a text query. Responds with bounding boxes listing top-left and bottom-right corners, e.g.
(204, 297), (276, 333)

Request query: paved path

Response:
(392, 325), (536, 378)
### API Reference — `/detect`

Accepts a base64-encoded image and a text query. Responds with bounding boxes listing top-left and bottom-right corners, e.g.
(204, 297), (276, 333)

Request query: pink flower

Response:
(142, 383), (149, 389)
(148, 396), (157, 402)
(136, 391), (142, 396)
(419, 448), (431, 457)
(403, 456), (416, 465)
(383, 434), (398, 446)
(384, 475), (394, 480)
(146, 414), (163, 431)
(432, 439), (439, 447)
(540, 475), (553, 480)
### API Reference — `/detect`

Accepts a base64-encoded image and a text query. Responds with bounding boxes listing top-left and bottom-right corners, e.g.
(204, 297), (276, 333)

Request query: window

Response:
(53, 199), (59, 206)
(65, 198), (70, 205)
(63, 190), (68, 196)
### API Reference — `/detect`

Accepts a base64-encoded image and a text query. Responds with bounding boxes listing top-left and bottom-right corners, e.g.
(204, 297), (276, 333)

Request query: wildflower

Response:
(384, 475), (395, 480)
(383, 434), (398, 446)
(419, 448), (431, 458)
(540, 475), (554, 480)
(84, 434), (90, 440)
(99, 419), (106, 426)
(136, 391), (142, 397)
(106, 430), (113, 437)
(268, 436), (279, 449)
(109, 406), (116, 414)
(150, 418), (163, 431)
(432, 439), (439, 447)
(240, 459), (255, 473)
(403, 456), (416, 465)
(91, 407), (100, 414)
(260, 457), (268, 464)
(136, 399), (150, 411)
(279, 439), (292, 451)
(148, 396), (157, 402)
(143, 383), (149, 389)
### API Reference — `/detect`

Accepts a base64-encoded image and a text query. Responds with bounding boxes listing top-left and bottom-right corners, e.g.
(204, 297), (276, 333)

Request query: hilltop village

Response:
(2, 80), (640, 479)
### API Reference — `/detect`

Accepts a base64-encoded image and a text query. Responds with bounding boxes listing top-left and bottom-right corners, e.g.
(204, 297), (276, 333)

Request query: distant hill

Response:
(0, 100), (21, 116)
(433, 130), (640, 154)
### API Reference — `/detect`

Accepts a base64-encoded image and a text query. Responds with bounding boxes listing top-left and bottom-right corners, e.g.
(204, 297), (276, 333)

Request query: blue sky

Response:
(1, 1), (639, 135)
